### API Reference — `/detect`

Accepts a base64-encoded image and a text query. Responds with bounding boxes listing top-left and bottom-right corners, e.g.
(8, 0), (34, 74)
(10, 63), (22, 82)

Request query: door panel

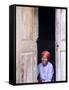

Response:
(16, 7), (38, 83)
(55, 9), (66, 81)
(60, 51), (66, 80)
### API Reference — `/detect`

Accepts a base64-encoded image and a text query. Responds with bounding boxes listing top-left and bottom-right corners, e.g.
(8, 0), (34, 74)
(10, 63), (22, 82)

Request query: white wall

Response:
(0, 0), (69, 90)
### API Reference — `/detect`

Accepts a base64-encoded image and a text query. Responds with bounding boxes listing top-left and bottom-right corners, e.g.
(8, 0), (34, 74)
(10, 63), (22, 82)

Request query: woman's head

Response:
(41, 50), (51, 65)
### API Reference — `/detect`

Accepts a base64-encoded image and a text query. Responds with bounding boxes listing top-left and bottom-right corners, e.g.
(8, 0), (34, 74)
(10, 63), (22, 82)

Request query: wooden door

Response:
(16, 7), (38, 83)
(55, 9), (66, 81)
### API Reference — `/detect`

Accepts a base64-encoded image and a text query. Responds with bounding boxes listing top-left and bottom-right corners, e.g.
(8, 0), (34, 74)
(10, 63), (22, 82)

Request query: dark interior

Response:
(37, 7), (56, 81)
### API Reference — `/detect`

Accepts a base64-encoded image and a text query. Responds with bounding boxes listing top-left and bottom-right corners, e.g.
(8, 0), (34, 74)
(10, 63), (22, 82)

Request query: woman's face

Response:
(41, 57), (48, 65)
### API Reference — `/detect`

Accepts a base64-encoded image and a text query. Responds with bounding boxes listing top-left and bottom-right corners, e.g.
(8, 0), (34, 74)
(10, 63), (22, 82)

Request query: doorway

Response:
(37, 7), (56, 81)
(15, 6), (66, 83)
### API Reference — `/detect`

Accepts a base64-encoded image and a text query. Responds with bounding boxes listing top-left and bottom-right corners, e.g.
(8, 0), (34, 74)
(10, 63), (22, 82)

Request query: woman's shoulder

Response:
(38, 63), (42, 67)
(48, 62), (53, 67)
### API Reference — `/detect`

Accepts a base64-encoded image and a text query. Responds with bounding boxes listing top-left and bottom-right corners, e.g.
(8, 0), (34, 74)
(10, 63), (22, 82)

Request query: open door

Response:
(55, 9), (66, 81)
(16, 7), (38, 83)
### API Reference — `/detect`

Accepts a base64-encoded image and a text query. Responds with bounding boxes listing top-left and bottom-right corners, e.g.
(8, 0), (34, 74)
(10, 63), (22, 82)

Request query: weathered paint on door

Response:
(16, 7), (38, 83)
(55, 9), (66, 81)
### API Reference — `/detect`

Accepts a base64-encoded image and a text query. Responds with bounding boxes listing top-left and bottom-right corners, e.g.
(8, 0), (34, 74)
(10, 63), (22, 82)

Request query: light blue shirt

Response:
(38, 62), (54, 82)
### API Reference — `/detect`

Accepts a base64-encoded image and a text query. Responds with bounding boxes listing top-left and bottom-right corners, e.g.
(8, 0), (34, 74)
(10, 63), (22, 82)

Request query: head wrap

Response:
(41, 51), (50, 59)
